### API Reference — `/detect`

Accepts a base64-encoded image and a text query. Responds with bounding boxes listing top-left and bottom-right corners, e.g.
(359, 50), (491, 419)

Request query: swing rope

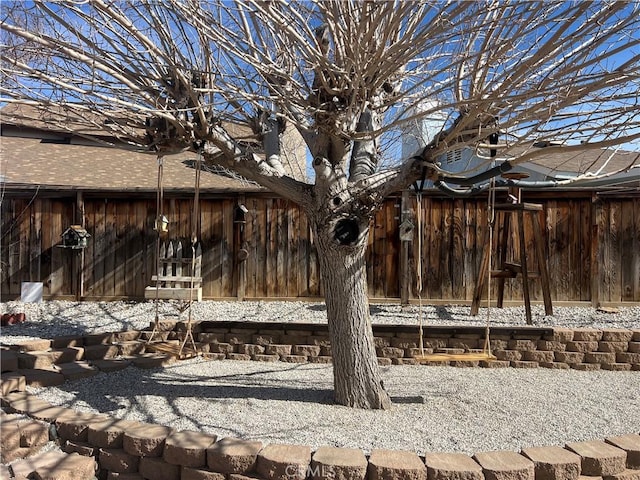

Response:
(179, 149), (202, 356)
(149, 155), (164, 344)
(483, 177), (497, 356)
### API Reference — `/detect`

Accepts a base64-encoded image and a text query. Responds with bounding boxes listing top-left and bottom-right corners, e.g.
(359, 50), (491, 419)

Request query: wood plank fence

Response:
(1, 191), (638, 304)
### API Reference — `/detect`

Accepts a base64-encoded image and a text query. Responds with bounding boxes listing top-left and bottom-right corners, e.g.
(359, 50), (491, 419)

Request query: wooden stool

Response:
(471, 201), (553, 324)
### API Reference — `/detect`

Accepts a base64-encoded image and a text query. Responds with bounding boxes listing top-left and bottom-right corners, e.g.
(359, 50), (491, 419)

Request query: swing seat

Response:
(145, 341), (199, 360)
(414, 352), (496, 363)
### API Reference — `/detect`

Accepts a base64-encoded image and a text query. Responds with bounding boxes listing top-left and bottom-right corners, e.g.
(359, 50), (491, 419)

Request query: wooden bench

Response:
(145, 240), (202, 302)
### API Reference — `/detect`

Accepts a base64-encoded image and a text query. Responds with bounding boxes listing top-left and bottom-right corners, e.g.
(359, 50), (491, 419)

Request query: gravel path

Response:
(2, 300), (640, 456)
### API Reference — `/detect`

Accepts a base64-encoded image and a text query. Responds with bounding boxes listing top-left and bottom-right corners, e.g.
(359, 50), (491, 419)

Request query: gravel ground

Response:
(1, 300), (640, 456)
(1, 299), (639, 344)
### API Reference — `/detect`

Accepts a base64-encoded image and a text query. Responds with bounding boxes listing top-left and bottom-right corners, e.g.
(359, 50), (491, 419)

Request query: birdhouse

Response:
(399, 219), (415, 241)
(154, 215), (169, 233)
(234, 204), (248, 223)
(61, 225), (91, 249)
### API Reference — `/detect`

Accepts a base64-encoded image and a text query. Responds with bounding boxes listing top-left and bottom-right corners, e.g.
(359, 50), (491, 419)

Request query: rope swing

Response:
(413, 184), (496, 363)
(146, 151), (202, 359)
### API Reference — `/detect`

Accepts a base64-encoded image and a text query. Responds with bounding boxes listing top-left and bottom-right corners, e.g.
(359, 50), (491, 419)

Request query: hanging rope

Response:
(149, 155), (165, 344)
(179, 149), (202, 356)
(483, 177), (497, 356)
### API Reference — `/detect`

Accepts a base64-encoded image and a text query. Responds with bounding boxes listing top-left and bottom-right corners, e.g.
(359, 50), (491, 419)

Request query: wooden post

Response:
(532, 211), (553, 316)
(496, 210), (510, 308)
(517, 208), (532, 324)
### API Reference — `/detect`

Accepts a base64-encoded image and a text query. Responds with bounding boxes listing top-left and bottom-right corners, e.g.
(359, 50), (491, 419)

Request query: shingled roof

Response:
(0, 134), (261, 193)
(0, 104), (307, 193)
(2, 104), (637, 193)
(501, 143), (640, 180)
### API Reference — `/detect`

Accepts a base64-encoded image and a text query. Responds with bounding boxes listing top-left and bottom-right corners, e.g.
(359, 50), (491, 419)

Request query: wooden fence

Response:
(1, 191), (638, 304)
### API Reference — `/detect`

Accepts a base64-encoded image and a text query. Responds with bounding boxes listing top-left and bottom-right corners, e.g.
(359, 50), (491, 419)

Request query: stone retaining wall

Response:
(1, 322), (639, 479)
(0, 322), (639, 390)
(7, 321), (640, 373)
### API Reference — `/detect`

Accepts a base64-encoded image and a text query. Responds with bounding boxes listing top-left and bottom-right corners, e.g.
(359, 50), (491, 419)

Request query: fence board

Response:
(18, 201), (30, 289)
(371, 206), (386, 297)
(620, 200), (638, 302)
(609, 200), (622, 303)
(545, 201), (559, 301)
(39, 200), (53, 296)
(579, 200), (592, 301)
(1, 193), (638, 303)
(595, 199), (607, 304)
(288, 203), (300, 298)
(242, 197), (256, 298)
(210, 200), (224, 298)
(427, 197), (443, 299)
(198, 200), (213, 298)
(255, 198), (269, 297)
(89, 201), (105, 297)
(105, 201), (118, 296)
(129, 202), (145, 296)
(441, 199), (454, 300)
(308, 216), (320, 297)
(114, 201), (128, 296)
(275, 199), (287, 296)
(29, 200), (42, 281)
(385, 199), (400, 298)
(531, 208), (544, 301)
(51, 201), (68, 296)
(266, 199), (277, 297)
(222, 199), (235, 297)
(567, 200), (580, 301)
(296, 204), (309, 296)
(451, 199), (465, 301)
(7, 200), (22, 296)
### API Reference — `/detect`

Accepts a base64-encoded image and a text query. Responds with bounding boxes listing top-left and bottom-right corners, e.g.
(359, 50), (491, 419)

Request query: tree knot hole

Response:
(334, 218), (360, 245)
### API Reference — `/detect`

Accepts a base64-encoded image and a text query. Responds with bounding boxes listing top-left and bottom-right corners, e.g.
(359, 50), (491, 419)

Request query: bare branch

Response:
(2, 0), (639, 204)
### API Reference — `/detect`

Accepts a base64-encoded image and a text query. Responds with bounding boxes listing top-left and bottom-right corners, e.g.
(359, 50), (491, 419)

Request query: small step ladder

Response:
(144, 240), (202, 301)
(471, 199), (553, 324)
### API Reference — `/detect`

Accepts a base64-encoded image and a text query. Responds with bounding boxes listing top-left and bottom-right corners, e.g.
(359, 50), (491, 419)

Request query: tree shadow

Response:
(306, 304), (326, 312)
(432, 306), (456, 321)
(0, 300), (147, 341)
(38, 361), (341, 439)
(49, 362), (335, 415)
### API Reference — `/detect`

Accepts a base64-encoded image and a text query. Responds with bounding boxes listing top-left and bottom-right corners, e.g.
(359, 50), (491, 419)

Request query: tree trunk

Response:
(312, 218), (392, 410)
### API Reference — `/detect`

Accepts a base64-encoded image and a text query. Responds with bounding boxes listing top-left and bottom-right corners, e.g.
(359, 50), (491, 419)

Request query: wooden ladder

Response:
(471, 202), (553, 324)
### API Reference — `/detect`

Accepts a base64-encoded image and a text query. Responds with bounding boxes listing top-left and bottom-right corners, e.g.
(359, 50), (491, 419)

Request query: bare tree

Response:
(2, 1), (639, 409)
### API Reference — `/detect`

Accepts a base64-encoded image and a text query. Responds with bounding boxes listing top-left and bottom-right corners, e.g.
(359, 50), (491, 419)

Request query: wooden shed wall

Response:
(1, 192), (638, 304)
